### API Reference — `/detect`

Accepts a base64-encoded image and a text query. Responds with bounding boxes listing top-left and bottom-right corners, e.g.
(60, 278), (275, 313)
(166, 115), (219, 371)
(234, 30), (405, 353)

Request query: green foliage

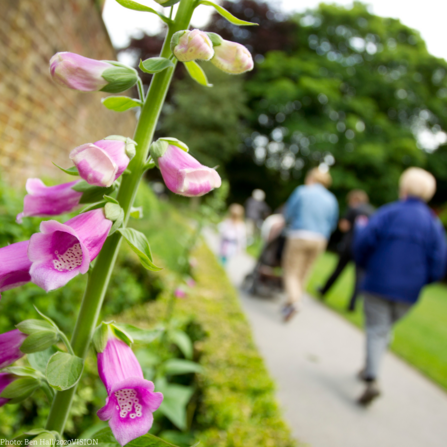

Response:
(215, 1), (447, 209)
(126, 243), (297, 447)
(161, 65), (248, 171)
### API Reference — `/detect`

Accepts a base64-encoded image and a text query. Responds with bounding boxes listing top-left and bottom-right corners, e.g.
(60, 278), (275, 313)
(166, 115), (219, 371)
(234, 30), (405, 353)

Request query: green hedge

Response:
(122, 242), (297, 447)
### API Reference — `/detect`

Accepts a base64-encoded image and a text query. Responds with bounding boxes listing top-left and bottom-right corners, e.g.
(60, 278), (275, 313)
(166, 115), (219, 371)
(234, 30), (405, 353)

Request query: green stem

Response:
(45, 0), (197, 433)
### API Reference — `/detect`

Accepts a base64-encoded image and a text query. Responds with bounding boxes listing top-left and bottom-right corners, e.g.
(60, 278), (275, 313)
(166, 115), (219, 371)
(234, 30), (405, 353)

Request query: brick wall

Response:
(0, 0), (136, 187)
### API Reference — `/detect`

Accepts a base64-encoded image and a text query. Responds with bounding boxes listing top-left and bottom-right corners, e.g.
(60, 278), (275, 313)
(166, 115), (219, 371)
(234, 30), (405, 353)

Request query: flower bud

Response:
(70, 136), (135, 187)
(210, 38), (254, 74)
(171, 30), (214, 62)
(150, 140), (221, 197)
(50, 52), (138, 93)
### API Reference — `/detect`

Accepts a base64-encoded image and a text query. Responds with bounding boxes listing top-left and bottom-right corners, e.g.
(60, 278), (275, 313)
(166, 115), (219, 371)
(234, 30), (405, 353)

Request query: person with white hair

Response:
(353, 167), (447, 405)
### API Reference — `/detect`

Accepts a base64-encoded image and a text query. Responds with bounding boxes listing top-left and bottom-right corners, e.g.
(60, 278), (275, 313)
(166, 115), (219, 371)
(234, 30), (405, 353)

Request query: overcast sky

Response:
(103, 0), (447, 61)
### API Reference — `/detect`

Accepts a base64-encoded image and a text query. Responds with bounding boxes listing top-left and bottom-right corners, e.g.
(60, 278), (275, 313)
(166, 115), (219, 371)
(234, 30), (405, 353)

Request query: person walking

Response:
(218, 204), (247, 266)
(245, 189), (271, 242)
(354, 167), (447, 405)
(317, 190), (374, 311)
(281, 168), (339, 322)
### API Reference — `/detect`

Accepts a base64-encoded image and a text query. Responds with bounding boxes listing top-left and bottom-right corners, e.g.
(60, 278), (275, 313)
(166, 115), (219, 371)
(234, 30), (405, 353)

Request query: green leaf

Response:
(155, 379), (194, 430)
(184, 61), (212, 87)
(106, 204), (125, 236)
(104, 203), (123, 221)
(16, 319), (55, 335)
(199, 0), (258, 26)
(93, 322), (111, 353)
(114, 323), (163, 344)
(72, 181), (116, 204)
(52, 163), (79, 176)
(118, 228), (162, 271)
(111, 324), (133, 346)
(0, 376), (40, 403)
(28, 348), (57, 374)
(114, 0), (171, 24)
(80, 201), (106, 213)
(104, 195), (119, 205)
(93, 427), (179, 446)
(101, 67), (138, 94)
(130, 206), (143, 219)
(162, 359), (203, 375)
(139, 57), (175, 74)
(102, 96), (142, 112)
(46, 352), (84, 391)
(169, 330), (193, 359)
(158, 137), (189, 152)
(19, 330), (59, 354)
(34, 306), (59, 329)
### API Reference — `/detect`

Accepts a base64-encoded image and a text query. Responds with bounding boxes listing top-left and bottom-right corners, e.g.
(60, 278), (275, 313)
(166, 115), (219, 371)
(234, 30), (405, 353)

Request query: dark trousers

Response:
(320, 249), (361, 311)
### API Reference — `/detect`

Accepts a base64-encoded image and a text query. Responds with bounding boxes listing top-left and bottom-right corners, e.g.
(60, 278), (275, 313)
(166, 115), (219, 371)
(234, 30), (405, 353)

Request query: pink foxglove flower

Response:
(0, 373), (16, 407)
(0, 241), (32, 299)
(211, 38), (253, 74)
(186, 278), (196, 288)
(70, 137), (135, 187)
(151, 141), (221, 197)
(174, 287), (187, 299)
(50, 52), (138, 93)
(17, 179), (82, 223)
(0, 330), (27, 369)
(97, 336), (163, 446)
(28, 209), (112, 292)
(171, 29), (214, 62)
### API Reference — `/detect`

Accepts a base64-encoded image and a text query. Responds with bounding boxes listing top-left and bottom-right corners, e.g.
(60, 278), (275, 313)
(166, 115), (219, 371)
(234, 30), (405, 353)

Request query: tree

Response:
(211, 1), (447, 209)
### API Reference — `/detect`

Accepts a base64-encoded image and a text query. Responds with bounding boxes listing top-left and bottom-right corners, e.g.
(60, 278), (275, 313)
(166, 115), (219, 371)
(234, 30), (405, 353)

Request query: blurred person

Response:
(317, 190), (374, 311)
(219, 203), (247, 265)
(282, 168), (339, 322)
(245, 189), (271, 241)
(354, 167), (447, 405)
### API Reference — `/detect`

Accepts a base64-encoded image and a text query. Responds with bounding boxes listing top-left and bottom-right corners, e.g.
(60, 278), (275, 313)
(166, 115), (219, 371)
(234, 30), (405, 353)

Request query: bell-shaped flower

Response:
(0, 241), (32, 299)
(17, 179), (82, 223)
(70, 136), (136, 187)
(210, 36), (254, 75)
(171, 30), (214, 62)
(174, 287), (187, 299)
(28, 209), (112, 292)
(0, 330), (27, 369)
(97, 335), (163, 446)
(0, 373), (16, 407)
(151, 140), (221, 197)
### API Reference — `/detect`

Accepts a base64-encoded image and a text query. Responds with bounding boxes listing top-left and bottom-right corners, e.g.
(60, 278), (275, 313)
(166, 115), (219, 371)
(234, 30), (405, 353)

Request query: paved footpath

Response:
(204, 230), (447, 447)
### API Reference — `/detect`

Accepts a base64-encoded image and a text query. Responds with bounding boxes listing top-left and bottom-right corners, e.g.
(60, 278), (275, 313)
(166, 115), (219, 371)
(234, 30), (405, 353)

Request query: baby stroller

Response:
(242, 214), (286, 297)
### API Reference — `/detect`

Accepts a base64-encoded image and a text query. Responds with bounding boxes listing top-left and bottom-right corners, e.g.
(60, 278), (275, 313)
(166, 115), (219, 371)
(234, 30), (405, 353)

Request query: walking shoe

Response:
(358, 381), (381, 406)
(281, 304), (298, 322)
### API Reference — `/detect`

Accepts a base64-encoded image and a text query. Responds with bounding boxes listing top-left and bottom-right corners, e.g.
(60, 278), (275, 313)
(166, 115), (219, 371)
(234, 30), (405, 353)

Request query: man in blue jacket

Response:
(282, 167), (339, 321)
(354, 167), (447, 405)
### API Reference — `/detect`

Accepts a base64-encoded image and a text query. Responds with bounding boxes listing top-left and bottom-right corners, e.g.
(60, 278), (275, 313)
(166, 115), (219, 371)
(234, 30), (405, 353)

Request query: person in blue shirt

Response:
(353, 167), (447, 405)
(282, 167), (339, 322)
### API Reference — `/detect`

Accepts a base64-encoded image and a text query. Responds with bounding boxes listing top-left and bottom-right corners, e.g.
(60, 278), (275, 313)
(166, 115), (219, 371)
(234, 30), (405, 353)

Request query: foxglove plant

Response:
(0, 0), (256, 444)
